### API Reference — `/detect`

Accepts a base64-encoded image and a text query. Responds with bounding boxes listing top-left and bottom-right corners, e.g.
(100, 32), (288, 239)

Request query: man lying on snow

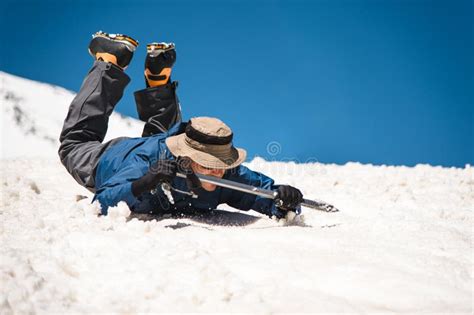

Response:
(58, 31), (303, 219)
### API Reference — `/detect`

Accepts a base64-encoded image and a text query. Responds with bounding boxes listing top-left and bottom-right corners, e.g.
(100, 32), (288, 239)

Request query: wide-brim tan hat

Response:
(166, 117), (247, 169)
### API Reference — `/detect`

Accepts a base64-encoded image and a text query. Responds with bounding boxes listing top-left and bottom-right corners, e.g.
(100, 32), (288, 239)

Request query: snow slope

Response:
(0, 72), (472, 313)
(0, 71), (143, 158)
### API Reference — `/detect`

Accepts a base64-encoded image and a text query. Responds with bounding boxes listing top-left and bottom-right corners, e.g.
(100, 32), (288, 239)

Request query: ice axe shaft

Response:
(176, 172), (339, 213)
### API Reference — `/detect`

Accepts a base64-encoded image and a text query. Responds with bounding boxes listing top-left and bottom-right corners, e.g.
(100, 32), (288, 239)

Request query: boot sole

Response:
(147, 42), (175, 57)
(92, 31), (139, 52)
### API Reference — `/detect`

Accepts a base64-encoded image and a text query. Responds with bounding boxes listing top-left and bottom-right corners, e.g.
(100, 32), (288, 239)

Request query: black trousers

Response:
(58, 61), (181, 192)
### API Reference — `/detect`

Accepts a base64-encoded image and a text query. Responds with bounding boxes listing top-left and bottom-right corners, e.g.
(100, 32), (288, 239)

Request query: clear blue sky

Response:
(1, 0), (472, 167)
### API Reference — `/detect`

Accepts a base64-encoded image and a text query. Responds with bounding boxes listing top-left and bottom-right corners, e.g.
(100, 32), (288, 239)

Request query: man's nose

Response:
(209, 169), (224, 176)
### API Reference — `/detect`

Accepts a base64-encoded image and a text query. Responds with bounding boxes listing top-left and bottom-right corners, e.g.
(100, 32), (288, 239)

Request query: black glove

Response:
(276, 185), (303, 211)
(185, 170), (202, 193)
(177, 157), (202, 194)
(131, 160), (177, 197)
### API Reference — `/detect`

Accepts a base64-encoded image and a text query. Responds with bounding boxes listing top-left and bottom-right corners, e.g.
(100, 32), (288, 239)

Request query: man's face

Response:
(190, 161), (225, 191)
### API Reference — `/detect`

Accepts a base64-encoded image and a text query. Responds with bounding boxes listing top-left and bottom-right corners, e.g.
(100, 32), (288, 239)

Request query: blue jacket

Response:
(93, 122), (286, 217)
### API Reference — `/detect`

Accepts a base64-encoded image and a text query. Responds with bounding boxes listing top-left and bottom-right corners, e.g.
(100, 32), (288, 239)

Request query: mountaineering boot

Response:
(88, 31), (139, 69)
(144, 42), (176, 87)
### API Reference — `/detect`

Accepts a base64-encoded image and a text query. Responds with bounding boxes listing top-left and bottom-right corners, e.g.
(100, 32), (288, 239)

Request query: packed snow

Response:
(0, 72), (472, 313)
(0, 71), (143, 158)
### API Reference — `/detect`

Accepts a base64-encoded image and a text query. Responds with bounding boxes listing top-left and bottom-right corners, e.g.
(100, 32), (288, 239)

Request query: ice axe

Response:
(174, 172), (339, 213)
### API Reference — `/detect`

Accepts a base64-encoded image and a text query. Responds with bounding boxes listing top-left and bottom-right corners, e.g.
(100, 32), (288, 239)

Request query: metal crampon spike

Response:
(92, 31), (139, 51)
(146, 42), (175, 57)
